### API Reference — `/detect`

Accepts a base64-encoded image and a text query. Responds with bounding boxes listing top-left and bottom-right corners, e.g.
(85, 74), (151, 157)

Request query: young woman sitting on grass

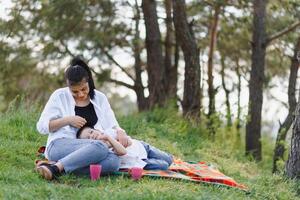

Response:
(36, 57), (131, 180)
(77, 126), (173, 170)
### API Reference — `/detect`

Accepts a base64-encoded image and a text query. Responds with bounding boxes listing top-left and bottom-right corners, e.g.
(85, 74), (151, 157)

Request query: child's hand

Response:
(96, 133), (108, 141)
(91, 129), (108, 141)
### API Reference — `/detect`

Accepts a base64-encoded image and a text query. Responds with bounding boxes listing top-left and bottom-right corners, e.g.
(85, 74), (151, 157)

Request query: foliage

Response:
(0, 0), (133, 109)
(0, 42), (62, 111)
(0, 104), (299, 199)
(265, 0), (300, 79)
(0, 0), (300, 121)
(0, 2), (300, 197)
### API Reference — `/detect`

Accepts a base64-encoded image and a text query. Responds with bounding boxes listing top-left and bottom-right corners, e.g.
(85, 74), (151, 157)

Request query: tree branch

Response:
(104, 49), (135, 81)
(6, 4), (25, 39)
(266, 21), (300, 45)
(59, 39), (76, 57)
(268, 92), (289, 109)
(96, 42), (136, 82)
(108, 78), (135, 90)
(90, 67), (135, 90)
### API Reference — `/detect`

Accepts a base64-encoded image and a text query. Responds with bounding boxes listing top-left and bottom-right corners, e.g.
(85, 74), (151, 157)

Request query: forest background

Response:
(1, 0), (300, 198)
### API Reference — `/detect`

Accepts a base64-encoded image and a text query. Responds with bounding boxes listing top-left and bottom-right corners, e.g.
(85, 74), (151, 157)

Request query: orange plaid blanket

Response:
(35, 146), (248, 191)
(118, 159), (247, 191)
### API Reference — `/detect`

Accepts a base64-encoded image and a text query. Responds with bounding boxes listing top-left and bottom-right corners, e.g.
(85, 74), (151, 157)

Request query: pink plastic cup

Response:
(90, 164), (102, 181)
(130, 167), (143, 181)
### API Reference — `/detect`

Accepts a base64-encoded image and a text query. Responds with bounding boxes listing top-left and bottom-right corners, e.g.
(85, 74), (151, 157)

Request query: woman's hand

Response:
(116, 128), (131, 148)
(49, 116), (86, 132)
(67, 116), (87, 128)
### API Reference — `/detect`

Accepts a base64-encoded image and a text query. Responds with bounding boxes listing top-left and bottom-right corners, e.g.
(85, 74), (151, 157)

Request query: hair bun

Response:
(70, 56), (86, 67)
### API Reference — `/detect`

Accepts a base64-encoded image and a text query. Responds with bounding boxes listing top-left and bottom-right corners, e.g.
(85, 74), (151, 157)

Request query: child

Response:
(77, 127), (173, 170)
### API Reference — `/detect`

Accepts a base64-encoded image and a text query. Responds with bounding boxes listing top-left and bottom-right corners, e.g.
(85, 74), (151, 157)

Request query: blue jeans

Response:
(47, 138), (120, 175)
(141, 141), (173, 170)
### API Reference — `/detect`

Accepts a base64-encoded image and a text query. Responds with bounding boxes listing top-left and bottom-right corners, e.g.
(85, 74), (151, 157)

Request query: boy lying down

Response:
(77, 127), (173, 170)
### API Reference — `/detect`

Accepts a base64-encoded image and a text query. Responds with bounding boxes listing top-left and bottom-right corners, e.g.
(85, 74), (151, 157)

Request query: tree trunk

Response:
(173, 0), (201, 119)
(164, 0), (177, 101)
(220, 55), (232, 127)
(285, 103), (300, 179)
(174, 36), (179, 72)
(134, 0), (149, 111)
(207, 5), (220, 118)
(142, 0), (166, 108)
(273, 37), (300, 173)
(235, 58), (242, 131)
(245, 0), (267, 161)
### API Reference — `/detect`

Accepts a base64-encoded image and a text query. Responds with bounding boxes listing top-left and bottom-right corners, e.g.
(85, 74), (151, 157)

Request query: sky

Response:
(0, 0), (12, 19)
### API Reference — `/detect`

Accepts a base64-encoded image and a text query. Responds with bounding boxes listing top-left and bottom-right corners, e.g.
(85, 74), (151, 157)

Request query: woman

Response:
(36, 56), (130, 180)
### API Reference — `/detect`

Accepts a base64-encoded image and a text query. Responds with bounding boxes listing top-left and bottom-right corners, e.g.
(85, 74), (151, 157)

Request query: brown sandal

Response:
(36, 163), (61, 180)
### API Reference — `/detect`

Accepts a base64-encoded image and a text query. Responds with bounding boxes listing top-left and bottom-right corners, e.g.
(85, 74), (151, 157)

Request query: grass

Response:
(0, 104), (299, 200)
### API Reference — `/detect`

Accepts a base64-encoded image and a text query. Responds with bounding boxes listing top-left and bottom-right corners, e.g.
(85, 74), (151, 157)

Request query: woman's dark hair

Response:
(76, 126), (85, 139)
(65, 56), (95, 99)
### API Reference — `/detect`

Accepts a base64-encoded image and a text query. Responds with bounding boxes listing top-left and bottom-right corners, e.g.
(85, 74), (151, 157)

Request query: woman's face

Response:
(69, 80), (90, 101)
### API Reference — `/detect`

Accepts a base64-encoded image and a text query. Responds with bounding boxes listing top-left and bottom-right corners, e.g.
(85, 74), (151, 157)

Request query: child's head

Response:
(76, 126), (94, 139)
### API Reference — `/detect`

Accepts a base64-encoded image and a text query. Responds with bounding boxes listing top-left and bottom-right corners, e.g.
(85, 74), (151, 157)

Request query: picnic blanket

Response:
(35, 146), (248, 191)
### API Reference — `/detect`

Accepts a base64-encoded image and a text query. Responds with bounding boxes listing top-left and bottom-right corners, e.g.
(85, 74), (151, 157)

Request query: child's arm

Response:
(93, 130), (127, 156)
(105, 135), (127, 156)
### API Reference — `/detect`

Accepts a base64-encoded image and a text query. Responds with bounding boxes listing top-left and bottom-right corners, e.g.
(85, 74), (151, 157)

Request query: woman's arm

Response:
(49, 116), (87, 132)
(116, 128), (132, 147)
(96, 92), (130, 146)
(37, 89), (87, 134)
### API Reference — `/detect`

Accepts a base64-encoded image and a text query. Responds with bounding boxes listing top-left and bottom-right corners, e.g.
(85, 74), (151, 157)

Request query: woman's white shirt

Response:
(36, 87), (119, 158)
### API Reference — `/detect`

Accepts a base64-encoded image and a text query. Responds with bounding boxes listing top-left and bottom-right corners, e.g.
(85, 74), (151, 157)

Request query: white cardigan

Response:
(36, 87), (119, 157)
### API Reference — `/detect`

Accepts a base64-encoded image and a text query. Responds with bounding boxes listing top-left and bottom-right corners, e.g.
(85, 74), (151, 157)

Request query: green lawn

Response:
(0, 105), (299, 200)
